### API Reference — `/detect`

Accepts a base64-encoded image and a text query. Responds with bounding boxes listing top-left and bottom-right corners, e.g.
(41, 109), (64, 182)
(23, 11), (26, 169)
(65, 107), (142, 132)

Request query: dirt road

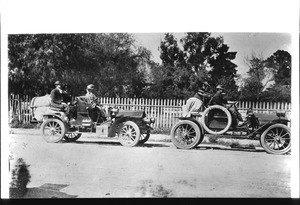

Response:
(7, 128), (291, 198)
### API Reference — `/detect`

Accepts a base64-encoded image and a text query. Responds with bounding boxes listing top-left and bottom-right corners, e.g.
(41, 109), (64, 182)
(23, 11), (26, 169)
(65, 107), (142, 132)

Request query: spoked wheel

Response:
(64, 132), (82, 142)
(139, 129), (150, 145)
(118, 121), (140, 147)
(171, 120), (202, 149)
(260, 124), (291, 155)
(41, 118), (66, 143)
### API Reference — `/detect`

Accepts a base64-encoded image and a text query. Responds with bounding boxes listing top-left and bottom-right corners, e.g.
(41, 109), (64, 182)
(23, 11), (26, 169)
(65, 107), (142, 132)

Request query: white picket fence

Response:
(9, 95), (291, 128)
(98, 97), (291, 128)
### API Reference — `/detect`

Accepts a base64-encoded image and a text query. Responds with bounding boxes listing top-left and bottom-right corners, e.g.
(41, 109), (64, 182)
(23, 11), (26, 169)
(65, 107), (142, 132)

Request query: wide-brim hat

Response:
(54, 81), (61, 85)
(87, 84), (94, 90)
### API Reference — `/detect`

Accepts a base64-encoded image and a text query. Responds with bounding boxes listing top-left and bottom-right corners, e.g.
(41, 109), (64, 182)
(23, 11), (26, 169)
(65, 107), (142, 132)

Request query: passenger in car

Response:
(182, 81), (211, 117)
(85, 84), (98, 105)
(85, 84), (106, 122)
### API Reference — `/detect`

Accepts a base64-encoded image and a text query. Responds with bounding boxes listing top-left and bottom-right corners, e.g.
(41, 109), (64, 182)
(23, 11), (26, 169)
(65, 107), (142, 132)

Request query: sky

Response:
(133, 32), (291, 77)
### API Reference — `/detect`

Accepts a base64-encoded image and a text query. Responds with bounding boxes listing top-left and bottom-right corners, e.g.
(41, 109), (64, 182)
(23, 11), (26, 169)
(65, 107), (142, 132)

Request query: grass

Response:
(9, 119), (36, 129)
(151, 127), (171, 135)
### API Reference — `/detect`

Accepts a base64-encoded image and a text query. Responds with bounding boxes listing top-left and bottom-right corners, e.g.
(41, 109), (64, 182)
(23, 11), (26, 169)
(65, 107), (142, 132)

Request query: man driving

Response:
(50, 81), (69, 113)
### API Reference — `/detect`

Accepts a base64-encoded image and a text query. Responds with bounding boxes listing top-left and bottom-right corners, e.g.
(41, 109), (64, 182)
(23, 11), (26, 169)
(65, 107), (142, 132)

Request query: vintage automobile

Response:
(170, 101), (291, 155)
(30, 95), (155, 147)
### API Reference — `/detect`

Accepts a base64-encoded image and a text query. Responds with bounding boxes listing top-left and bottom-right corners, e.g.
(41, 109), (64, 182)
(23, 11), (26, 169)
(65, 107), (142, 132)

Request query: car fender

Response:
(178, 117), (205, 136)
(42, 113), (68, 124)
(107, 117), (128, 138)
(271, 118), (290, 125)
(256, 118), (290, 134)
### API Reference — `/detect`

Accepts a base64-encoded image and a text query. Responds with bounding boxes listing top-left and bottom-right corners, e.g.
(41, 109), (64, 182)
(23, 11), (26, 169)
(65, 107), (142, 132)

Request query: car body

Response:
(171, 101), (291, 155)
(30, 95), (155, 147)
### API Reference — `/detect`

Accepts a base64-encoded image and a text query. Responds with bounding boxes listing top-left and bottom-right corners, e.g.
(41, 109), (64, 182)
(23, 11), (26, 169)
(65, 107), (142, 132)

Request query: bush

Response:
(9, 120), (36, 129)
(10, 158), (31, 198)
(151, 127), (171, 135)
(208, 135), (219, 143)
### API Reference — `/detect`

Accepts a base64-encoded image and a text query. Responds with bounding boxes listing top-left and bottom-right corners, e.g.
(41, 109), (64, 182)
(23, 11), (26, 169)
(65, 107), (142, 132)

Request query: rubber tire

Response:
(139, 129), (150, 145)
(64, 132), (82, 142)
(201, 105), (232, 135)
(171, 120), (202, 149)
(41, 118), (66, 143)
(118, 121), (140, 147)
(260, 124), (291, 155)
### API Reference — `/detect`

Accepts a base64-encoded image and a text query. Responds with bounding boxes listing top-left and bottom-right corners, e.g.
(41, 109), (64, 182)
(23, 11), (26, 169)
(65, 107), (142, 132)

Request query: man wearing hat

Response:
(209, 85), (244, 127)
(85, 84), (98, 105)
(208, 85), (227, 106)
(182, 81), (211, 117)
(50, 81), (69, 113)
(85, 84), (106, 122)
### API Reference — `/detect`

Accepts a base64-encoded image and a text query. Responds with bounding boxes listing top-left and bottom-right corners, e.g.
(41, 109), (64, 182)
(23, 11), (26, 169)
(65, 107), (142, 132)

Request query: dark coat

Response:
(209, 90), (227, 106)
(50, 88), (63, 105)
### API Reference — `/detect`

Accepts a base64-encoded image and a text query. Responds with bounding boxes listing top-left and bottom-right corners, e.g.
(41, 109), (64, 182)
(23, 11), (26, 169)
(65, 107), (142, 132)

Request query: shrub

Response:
(10, 158), (31, 198)
(9, 120), (36, 129)
(208, 135), (219, 143)
(151, 127), (171, 135)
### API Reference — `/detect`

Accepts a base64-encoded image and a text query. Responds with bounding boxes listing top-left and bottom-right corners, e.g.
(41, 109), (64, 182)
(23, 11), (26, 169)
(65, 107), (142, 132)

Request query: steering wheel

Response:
(227, 101), (238, 109)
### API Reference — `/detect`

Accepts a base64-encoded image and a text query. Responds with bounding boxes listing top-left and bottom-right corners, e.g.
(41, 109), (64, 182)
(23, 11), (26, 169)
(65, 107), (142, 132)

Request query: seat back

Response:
(76, 96), (91, 114)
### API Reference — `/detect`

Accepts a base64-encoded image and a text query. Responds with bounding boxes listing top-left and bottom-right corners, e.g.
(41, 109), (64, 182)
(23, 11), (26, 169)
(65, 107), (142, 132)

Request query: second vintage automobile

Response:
(170, 101), (291, 155)
(30, 95), (155, 147)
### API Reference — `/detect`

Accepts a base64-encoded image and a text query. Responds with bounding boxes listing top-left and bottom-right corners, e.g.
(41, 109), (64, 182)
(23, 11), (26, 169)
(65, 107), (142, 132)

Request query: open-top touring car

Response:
(30, 95), (155, 147)
(171, 101), (291, 155)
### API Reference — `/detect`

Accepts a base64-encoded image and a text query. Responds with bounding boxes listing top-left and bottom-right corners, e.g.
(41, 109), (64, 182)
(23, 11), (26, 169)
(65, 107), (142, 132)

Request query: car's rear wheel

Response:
(260, 124), (291, 155)
(64, 132), (82, 142)
(118, 121), (140, 147)
(171, 120), (202, 149)
(41, 118), (66, 143)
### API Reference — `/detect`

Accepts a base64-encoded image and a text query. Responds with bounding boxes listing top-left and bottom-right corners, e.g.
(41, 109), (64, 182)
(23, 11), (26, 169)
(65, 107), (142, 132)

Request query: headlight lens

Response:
(143, 117), (155, 124)
(150, 117), (155, 124)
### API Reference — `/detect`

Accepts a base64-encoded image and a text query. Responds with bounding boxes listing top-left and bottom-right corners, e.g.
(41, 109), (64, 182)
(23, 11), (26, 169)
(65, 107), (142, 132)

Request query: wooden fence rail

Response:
(8, 94), (291, 129)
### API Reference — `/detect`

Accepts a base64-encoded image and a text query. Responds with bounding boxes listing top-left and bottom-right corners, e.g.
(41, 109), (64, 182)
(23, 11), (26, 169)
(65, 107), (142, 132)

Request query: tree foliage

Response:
(8, 33), (152, 98)
(149, 32), (238, 99)
(8, 33), (291, 103)
(239, 51), (291, 102)
(265, 50), (291, 86)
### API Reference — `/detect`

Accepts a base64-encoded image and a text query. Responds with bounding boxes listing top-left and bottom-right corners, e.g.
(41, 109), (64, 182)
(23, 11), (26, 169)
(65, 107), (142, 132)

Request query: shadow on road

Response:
(194, 144), (266, 153)
(61, 140), (170, 148)
(11, 183), (78, 198)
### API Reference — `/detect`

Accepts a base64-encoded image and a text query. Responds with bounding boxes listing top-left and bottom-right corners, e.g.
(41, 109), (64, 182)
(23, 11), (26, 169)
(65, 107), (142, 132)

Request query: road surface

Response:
(7, 129), (291, 198)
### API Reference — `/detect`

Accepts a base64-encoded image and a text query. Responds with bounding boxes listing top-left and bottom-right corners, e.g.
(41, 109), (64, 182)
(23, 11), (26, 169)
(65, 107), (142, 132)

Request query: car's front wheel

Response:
(118, 121), (140, 147)
(260, 123), (291, 155)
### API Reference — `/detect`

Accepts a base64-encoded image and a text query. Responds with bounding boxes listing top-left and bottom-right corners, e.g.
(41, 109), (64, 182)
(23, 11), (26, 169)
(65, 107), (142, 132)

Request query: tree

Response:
(239, 54), (269, 101)
(8, 33), (153, 98)
(265, 50), (291, 86)
(181, 32), (211, 72)
(262, 50), (291, 102)
(159, 33), (184, 67)
(239, 51), (291, 102)
(149, 32), (238, 99)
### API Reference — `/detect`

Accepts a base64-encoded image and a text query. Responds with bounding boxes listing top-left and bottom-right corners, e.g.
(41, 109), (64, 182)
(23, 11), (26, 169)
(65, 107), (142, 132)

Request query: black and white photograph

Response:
(1, 0), (299, 199)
